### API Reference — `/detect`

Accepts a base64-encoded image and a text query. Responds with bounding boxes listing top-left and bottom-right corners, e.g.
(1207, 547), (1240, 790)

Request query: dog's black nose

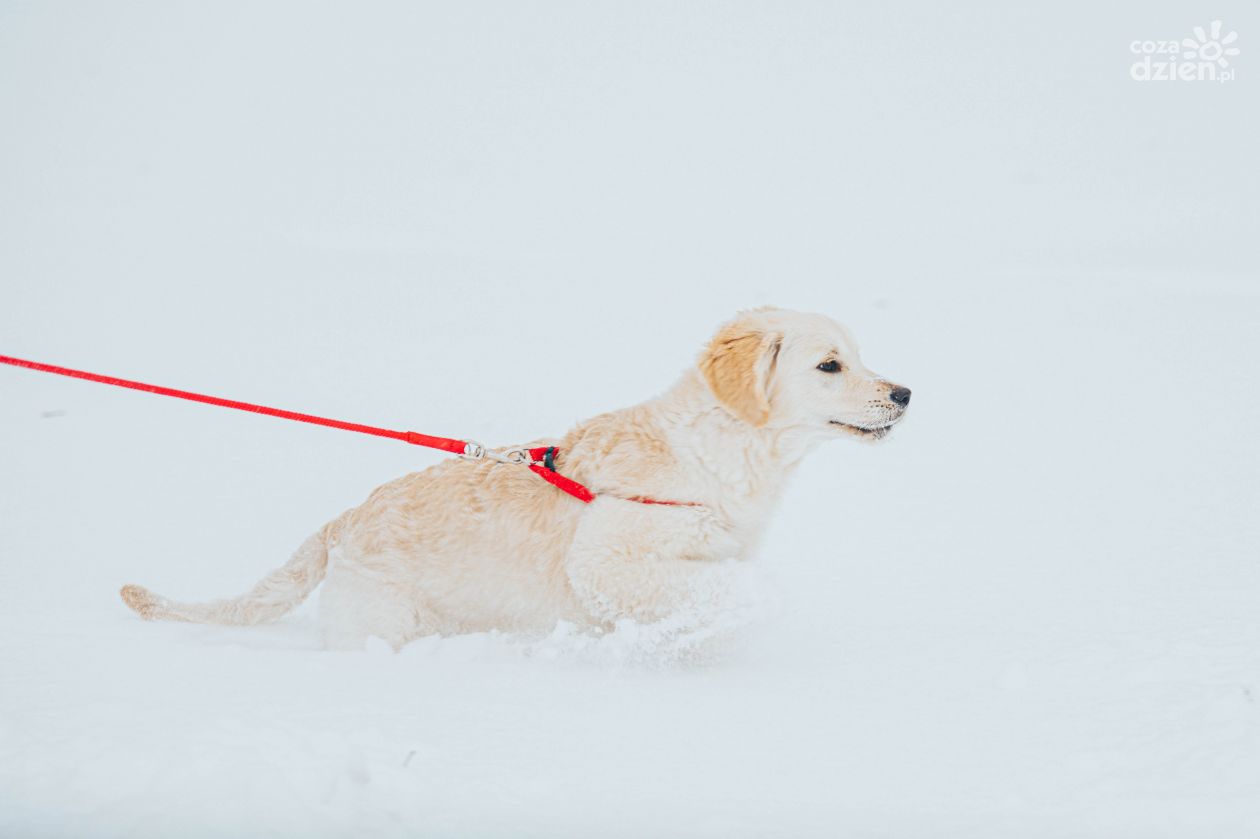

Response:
(889, 386), (911, 407)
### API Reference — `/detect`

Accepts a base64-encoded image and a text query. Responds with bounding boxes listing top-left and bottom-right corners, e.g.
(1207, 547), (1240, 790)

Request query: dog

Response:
(120, 307), (910, 649)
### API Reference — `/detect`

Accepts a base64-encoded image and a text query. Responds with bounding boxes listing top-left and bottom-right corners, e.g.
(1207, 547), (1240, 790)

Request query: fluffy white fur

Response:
(121, 307), (910, 650)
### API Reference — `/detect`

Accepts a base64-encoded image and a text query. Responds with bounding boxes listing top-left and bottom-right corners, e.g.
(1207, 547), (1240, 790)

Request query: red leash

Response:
(0, 354), (595, 503)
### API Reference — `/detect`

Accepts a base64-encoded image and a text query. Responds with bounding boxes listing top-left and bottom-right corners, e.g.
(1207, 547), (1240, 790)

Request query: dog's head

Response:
(699, 307), (910, 440)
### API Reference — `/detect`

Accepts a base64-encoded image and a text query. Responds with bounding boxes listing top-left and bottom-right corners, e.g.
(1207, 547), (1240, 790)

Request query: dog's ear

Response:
(699, 321), (782, 426)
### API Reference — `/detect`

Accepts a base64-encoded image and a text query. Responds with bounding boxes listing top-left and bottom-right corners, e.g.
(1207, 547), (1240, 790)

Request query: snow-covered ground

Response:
(2, 3), (1258, 837)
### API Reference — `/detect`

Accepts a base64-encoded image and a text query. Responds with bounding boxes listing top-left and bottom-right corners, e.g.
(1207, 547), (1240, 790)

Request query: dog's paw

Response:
(119, 584), (159, 619)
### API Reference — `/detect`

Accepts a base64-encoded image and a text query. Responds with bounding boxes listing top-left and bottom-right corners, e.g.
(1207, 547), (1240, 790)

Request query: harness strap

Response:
(0, 354), (694, 507)
(525, 447), (596, 504)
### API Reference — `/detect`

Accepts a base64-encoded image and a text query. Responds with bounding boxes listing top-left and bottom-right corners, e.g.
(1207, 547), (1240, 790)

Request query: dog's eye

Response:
(816, 360), (842, 373)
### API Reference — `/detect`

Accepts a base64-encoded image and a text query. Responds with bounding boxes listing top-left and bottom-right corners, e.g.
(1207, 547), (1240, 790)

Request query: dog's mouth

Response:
(828, 419), (899, 439)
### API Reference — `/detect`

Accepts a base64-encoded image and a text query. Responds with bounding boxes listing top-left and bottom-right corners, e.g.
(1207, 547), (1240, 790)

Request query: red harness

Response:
(0, 354), (697, 507)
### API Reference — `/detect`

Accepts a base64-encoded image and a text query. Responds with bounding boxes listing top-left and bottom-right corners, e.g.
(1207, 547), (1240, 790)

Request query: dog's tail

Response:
(120, 527), (332, 626)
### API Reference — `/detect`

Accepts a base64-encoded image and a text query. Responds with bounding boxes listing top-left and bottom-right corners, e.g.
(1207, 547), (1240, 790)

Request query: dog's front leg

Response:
(564, 498), (739, 626)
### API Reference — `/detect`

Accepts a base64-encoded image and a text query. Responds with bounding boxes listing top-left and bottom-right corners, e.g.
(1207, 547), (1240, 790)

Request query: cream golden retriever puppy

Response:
(121, 307), (910, 649)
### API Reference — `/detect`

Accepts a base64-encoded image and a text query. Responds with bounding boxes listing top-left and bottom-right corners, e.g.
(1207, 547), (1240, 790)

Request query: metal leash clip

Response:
(459, 441), (534, 466)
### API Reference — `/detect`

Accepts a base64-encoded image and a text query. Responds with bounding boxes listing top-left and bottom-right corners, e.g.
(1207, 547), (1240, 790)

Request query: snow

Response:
(2, 2), (1258, 836)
